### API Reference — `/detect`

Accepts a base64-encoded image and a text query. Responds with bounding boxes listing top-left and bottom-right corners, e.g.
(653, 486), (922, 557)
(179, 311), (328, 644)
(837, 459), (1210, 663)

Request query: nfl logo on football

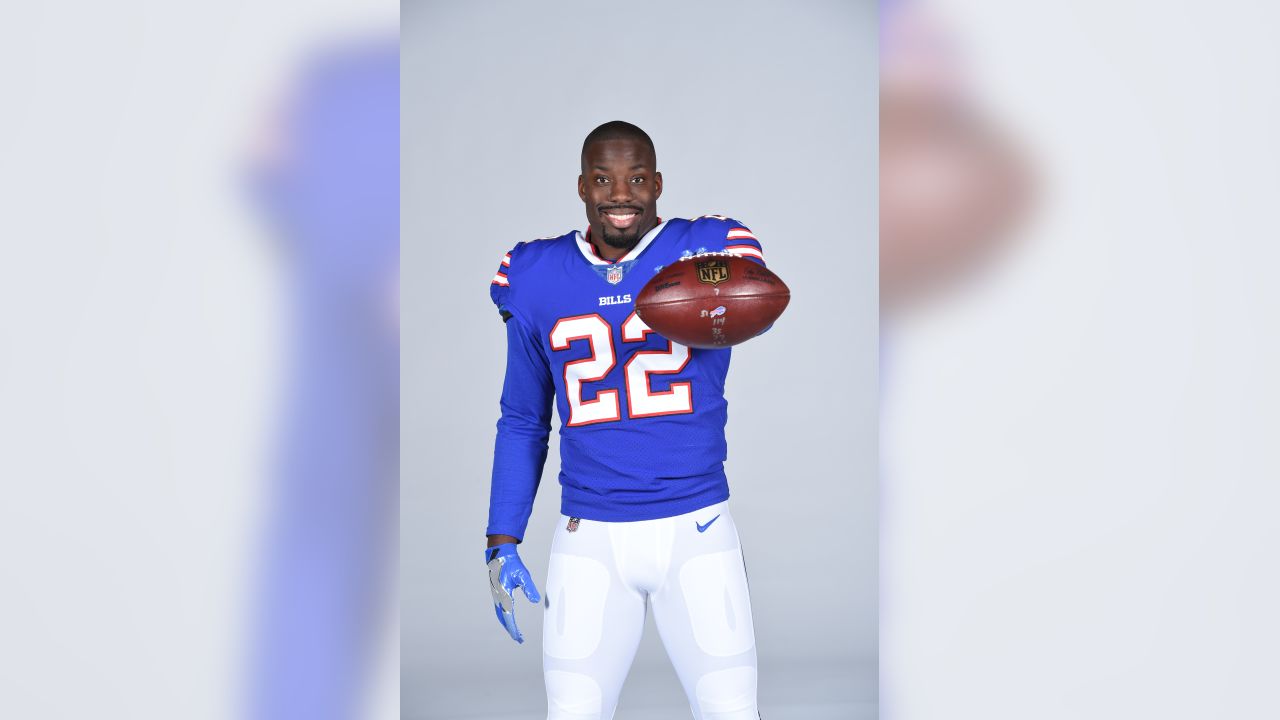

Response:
(696, 259), (730, 285)
(607, 266), (624, 285)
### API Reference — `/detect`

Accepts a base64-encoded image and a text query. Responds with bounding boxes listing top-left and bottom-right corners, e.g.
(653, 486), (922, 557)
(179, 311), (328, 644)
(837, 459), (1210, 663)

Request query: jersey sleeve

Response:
(714, 217), (774, 336)
(716, 218), (767, 266)
(486, 244), (553, 540)
(489, 245), (517, 320)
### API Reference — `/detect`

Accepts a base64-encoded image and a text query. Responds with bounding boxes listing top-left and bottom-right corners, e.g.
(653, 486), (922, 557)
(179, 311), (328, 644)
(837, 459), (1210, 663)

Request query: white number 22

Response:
(548, 311), (692, 426)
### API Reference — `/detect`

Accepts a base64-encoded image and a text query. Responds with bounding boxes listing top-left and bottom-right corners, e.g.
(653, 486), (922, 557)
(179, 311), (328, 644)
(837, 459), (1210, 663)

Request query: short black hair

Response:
(581, 121), (656, 163)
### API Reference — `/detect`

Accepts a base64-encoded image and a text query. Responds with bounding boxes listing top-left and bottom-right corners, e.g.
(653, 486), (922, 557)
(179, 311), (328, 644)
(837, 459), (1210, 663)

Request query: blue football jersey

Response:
(486, 216), (767, 539)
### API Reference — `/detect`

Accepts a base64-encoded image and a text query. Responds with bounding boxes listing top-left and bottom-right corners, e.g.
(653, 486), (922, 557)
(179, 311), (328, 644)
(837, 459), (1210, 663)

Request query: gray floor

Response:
(452, 706), (875, 720)
(408, 659), (877, 719)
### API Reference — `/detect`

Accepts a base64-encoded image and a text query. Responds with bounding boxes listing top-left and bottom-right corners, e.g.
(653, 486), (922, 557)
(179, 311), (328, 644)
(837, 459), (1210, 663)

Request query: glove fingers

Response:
(495, 602), (524, 643)
(504, 568), (542, 605)
(521, 576), (542, 604)
(504, 609), (524, 644)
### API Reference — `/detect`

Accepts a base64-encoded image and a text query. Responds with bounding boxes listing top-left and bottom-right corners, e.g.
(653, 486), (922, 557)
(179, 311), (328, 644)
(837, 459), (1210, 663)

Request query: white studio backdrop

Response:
(403, 1), (878, 718)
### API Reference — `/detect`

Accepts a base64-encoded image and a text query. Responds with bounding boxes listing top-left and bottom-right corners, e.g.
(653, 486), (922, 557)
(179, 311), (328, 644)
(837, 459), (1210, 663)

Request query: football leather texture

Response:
(635, 254), (790, 349)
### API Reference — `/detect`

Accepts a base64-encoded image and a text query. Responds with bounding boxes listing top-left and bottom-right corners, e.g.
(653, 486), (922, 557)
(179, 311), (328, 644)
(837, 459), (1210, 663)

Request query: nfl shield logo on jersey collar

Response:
(594, 260), (635, 285)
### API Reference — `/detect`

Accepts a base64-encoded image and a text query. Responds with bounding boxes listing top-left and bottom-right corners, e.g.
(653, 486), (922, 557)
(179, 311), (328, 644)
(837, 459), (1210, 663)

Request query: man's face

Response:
(578, 138), (662, 251)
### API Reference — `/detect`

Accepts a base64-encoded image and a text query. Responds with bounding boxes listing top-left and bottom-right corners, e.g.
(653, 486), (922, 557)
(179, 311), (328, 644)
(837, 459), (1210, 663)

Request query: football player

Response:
(485, 121), (766, 720)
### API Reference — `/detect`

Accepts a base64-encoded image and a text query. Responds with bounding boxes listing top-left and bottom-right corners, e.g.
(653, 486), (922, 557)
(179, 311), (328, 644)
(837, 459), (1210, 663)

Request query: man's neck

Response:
(593, 239), (633, 263)
(588, 221), (657, 263)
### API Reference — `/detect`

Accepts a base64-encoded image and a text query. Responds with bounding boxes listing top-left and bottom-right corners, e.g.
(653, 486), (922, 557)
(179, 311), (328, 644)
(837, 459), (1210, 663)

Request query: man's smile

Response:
(601, 206), (642, 230)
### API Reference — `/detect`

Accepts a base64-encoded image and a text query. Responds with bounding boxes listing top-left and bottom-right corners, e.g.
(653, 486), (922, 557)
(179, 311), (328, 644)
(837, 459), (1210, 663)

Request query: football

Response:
(634, 253), (790, 349)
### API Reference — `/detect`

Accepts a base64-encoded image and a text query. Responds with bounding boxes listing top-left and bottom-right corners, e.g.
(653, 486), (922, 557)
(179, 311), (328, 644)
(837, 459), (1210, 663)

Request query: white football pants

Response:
(542, 500), (758, 720)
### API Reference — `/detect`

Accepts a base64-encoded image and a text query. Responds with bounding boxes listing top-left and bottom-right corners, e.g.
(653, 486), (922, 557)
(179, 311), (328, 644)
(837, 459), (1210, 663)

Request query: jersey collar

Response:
(575, 218), (667, 266)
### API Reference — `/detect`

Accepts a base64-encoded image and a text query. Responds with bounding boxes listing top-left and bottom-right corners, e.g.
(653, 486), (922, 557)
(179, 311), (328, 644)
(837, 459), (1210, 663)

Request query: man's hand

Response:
(485, 543), (541, 644)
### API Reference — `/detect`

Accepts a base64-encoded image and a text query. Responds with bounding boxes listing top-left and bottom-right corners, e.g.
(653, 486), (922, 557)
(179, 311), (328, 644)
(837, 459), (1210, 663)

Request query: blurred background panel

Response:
(5, 1), (1279, 718)
(881, 0), (1280, 718)
(0, 2), (398, 719)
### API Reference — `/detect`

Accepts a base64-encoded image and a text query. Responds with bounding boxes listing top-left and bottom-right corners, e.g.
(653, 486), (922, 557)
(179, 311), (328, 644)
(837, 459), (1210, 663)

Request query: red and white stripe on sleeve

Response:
(491, 251), (512, 286)
(724, 226), (765, 264)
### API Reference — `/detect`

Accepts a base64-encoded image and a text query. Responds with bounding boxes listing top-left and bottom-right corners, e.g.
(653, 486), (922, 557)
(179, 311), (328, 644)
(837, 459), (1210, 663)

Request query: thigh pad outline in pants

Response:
(542, 502), (758, 720)
(543, 517), (645, 720)
(651, 502), (758, 720)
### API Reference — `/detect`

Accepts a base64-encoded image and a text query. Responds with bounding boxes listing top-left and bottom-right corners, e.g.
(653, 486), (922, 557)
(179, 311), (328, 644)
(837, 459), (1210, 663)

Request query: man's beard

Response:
(600, 225), (643, 250)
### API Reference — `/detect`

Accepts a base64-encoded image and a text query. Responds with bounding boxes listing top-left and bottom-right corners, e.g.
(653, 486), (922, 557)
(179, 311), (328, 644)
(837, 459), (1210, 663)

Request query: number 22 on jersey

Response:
(548, 311), (692, 426)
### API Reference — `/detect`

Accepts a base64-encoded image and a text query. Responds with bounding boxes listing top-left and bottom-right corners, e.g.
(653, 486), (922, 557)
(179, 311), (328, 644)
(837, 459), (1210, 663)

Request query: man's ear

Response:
(578, 175), (586, 202)
(654, 171), (663, 199)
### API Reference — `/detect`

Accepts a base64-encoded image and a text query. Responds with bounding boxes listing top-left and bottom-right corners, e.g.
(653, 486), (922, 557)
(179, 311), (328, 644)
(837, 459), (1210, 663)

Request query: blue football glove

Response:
(485, 543), (541, 644)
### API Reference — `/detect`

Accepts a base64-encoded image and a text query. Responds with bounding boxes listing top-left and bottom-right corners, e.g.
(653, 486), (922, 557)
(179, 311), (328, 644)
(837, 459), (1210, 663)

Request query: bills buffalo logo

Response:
(606, 266), (624, 285)
(696, 259), (730, 285)
(567, 517), (580, 532)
